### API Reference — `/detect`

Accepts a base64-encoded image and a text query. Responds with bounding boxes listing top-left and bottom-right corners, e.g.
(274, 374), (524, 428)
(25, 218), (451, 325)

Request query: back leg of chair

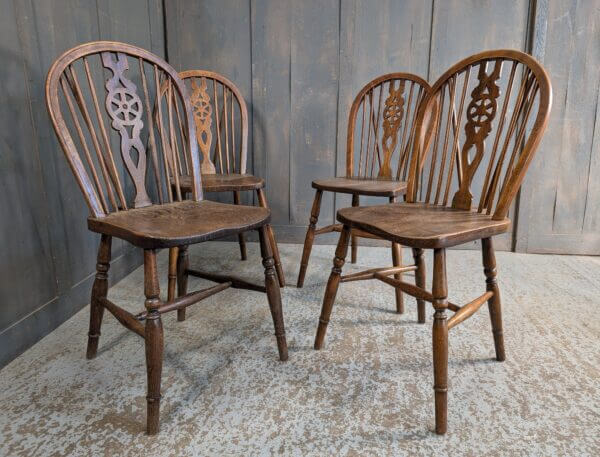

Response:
(256, 188), (285, 287)
(87, 234), (111, 359)
(297, 189), (323, 287)
(389, 196), (404, 314)
(167, 247), (178, 303)
(412, 248), (427, 323)
(233, 191), (248, 261)
(432, 248), (448, 435)
(350, 194), (359, 263)
(482, 237), (505, 361)
(176, 245), (189, 322)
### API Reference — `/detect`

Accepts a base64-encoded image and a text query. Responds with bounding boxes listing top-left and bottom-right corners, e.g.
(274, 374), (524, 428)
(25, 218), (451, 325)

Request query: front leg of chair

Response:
(167, 247), (178, 303)
(87, 234), (111, 359)
(257, 188), (285, 287)
(389, 196), (404, 314)
(314, 224), (351, 350)
(297, 189), (323, 287)
(412, 248), (427, 323)
(176, 245), (189, 322)
(233, 191), (248, 261)
(432, 248), (448, 435)
(482, 237), (505, 361)
(258, 226), (288, 361)
(350, 194), (359, 263)
(144, 249), (164, 435)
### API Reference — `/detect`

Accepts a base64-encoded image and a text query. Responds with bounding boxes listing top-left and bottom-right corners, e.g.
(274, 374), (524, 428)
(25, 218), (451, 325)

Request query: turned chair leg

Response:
(233, 191), (248, 261)
(257, 188), (285, 287)
(314, 225), (351, 349)
(482, 238), (505, 361)
(167, 247), (178, 303)
(350, 194), (359, 264)
(144, 249), (164, 435)
(432, 248), (448, 435)
(176, 245), (189, 322)
(297, 189), (323, 287)
(389, 196), (403, 314)
(258, 226), (288, 361)
(412, 248), (427, 323)
(87, 234), (111, 359)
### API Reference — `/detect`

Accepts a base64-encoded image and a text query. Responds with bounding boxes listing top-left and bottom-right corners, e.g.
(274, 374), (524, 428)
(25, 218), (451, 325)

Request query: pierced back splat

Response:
(46, 41), (201, 219)
(407, 50), (552, 220)
(190, 77), (216, 174)
(346, 73), (432, 181)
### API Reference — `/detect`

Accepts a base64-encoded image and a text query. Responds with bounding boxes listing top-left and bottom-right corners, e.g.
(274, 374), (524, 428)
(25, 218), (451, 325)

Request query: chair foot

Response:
(297, 189), (322, 288)
(314, 225), (351, 350)
(87, 235), (111, 359)
(259, 227), (288, 361)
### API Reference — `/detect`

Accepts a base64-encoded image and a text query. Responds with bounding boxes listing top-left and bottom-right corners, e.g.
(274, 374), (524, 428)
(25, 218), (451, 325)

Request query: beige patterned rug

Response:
(1, 242), (599, 456)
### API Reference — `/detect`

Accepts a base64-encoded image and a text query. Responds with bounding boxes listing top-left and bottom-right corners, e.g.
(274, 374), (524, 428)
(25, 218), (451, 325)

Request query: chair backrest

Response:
(162, 70), (248, 176)
(406, 50), (552, 220)
(346, 73), (432, 181)
(46, 41), (201, 219)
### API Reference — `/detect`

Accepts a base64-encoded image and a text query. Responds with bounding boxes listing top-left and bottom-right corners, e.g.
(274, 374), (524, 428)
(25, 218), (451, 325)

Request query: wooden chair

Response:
(296, 73), (432, 318)
(45, 41), (288, 435)
(162, 71), (285, 305)
(314, 50), (552, 434)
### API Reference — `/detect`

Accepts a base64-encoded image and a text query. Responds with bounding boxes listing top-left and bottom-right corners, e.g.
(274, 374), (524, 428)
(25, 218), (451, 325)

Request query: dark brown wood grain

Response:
(46, 41), (288, 435)
(315, 50), (552, 435)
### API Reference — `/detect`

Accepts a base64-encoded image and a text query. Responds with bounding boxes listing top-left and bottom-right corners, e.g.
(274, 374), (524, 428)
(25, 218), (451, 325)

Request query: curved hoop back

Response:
(46, 41), (201, 218)
(407, 50), (552, 220)
(167, 70), (248, 175)
(346, 73), (432, 181)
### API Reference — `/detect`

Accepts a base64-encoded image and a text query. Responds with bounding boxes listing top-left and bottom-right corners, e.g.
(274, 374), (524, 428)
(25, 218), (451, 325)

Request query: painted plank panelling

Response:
(522, 0), (600, 254)
(289, 0), (340, 227)
(335, 0), (433, 212)
(251, 0), (292, 226)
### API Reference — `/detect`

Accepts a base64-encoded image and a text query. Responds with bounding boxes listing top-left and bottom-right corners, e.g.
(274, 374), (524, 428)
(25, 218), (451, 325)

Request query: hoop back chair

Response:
(314, 50), (552, 434)
(158, 71), (285, 300)
(297, 73), (432, 316)
(46, 41), (288, 435)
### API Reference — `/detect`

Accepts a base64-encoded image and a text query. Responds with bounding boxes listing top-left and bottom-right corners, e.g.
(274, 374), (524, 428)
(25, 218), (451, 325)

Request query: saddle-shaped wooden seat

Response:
(312, 177), (408, 197)
(172, 173), (265, 193)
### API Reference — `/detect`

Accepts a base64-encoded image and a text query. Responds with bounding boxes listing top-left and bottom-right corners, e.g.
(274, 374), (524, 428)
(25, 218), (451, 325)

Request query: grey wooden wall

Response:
(0, 0), (164, 368)
(1, 0), (598, 368)
(165, 0), (600, 254)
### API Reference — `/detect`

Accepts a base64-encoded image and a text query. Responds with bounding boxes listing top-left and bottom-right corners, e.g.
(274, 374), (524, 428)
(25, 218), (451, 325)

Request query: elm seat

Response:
(88, 200), (270, 249)
(172, 173), (265, 193)
(337, 203), (511, 249)
(312, 177), (408, 197)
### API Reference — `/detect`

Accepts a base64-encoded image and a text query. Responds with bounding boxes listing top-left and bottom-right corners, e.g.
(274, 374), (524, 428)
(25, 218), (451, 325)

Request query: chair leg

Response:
(144, 249), (164, 435)
(233, 191), (248, 261)
(314, 224), (351, 350)
(389, 196), (403, 314)
(258, 226), (288, 361)
(176, 245), (189, 322)
(482, 237), (505, 362)
(256, 188), (285, 287)
(350, 194), (359, 263)
(87, 234), (111, 360)
(297, 189), (323, 288)
(432, 248), (448, 435)
(391, 242), (404, 314)
(167, 247), (178, 303)
(412, 248), (427, 323)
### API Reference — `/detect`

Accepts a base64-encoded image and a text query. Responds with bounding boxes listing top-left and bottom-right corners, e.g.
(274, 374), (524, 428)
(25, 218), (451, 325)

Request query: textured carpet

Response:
(1, 242), (599, 456)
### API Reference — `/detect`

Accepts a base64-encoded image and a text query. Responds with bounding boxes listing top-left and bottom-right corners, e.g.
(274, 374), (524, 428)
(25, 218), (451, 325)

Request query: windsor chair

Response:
(314, 50), (552, 434)
(162, 71), (285, 306)
(296, 73), (432, 318)
(45, 41), (288, 435)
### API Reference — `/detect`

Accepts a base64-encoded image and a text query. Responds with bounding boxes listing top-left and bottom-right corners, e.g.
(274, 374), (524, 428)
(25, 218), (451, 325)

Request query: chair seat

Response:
(337, 203), (510, 249)
(312, 177), (407, 196)
(88, 200), (270, 249)
(173, 173), (265, 193)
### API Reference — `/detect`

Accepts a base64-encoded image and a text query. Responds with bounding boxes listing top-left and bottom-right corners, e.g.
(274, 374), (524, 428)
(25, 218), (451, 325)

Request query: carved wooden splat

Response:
(102, 52), (151, 208)
(379, 80), (406, 178)
(190, 78), (216, 174)
(452, 61), (502, 210)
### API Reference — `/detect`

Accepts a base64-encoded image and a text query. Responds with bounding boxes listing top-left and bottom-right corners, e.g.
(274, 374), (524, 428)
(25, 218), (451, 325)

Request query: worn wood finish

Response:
(46, 41), (288, 435)
(297, 73), (431, 288)
(316, 50), (552, 434)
